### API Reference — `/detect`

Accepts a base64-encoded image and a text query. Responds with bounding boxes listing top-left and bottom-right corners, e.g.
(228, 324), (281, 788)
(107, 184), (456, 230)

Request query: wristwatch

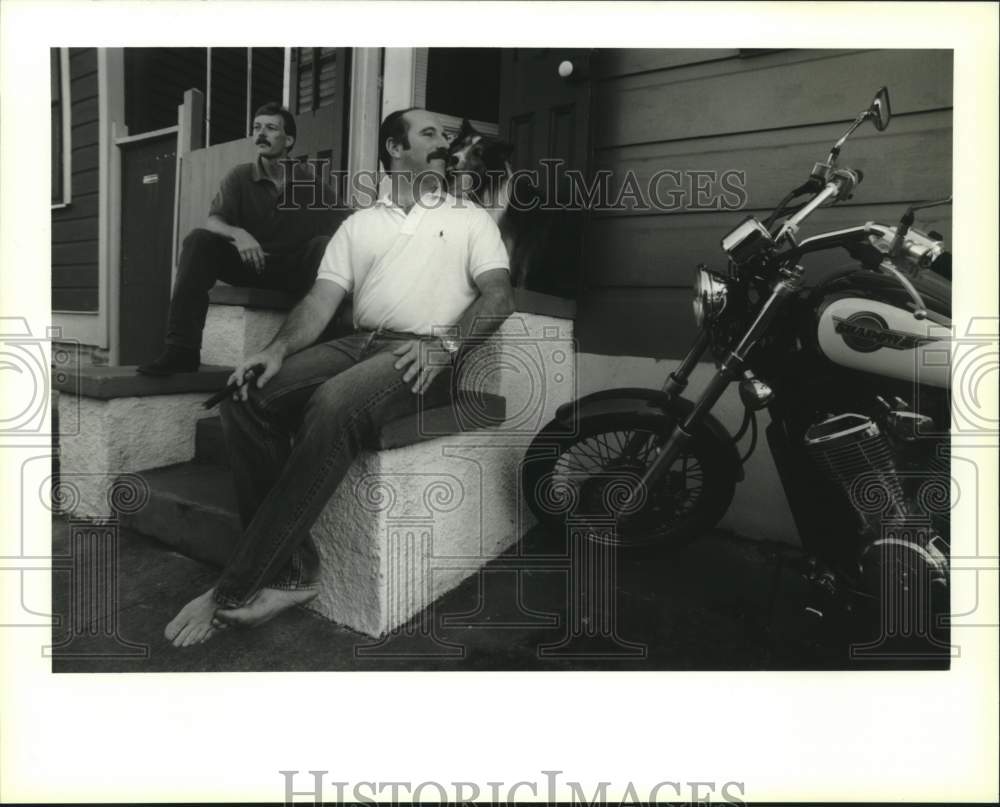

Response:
(439, 336), (461, 359)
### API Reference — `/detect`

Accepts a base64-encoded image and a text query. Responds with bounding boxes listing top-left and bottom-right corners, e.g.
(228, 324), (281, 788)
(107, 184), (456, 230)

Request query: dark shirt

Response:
(208, 157), (345, 257)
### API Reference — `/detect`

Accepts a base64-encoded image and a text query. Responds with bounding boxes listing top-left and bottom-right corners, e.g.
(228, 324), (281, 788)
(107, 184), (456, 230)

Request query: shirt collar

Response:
(252, 155), (306, 186)
(376, 182), (452, 209)
(251, 156), (267, 183)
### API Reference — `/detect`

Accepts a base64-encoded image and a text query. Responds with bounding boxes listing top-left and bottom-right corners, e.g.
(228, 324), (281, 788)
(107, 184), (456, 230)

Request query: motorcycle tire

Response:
(521, 411), (738, 548)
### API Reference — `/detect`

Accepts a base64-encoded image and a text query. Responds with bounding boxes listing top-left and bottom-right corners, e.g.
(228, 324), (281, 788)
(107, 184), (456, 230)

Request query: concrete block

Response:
(458, 311), (576, 434)
(202, 305), (285, 366)
(203, 289), (578, 422)
(307, 431), (533, 637)
(57, 393), (209, 519)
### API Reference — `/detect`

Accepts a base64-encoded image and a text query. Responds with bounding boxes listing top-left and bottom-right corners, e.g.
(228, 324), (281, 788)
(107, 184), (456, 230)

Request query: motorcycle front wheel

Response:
(521, 412), (738, 548)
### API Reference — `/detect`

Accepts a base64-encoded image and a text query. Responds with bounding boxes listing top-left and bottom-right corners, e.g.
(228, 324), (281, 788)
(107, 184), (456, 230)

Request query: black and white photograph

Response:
(46, 44), (957, 671)
(2, 1), (997, 804)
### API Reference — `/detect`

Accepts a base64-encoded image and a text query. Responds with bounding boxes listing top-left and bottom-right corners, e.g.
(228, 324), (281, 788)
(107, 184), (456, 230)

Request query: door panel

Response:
(499, 48), (592, 298)
(119, 134), (177, 365)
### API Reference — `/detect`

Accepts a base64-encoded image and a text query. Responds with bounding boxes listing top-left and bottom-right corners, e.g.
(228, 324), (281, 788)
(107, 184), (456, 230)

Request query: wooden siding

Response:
(52, 47), (100, 312)
(579, 48), (953, 358)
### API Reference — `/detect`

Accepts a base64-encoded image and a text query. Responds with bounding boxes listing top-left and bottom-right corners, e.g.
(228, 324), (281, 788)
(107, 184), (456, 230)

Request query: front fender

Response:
(552, 387), (744, 480)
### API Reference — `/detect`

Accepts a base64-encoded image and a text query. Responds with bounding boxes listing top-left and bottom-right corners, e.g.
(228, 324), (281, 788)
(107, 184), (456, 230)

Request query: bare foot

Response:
(164, 587), (224, 647)
(215, 587), (317, 629)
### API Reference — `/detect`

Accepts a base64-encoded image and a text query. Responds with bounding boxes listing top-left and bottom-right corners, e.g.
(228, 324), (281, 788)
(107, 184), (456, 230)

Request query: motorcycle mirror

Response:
(828, 87), (892, 162)
(869, 86), (892, 131)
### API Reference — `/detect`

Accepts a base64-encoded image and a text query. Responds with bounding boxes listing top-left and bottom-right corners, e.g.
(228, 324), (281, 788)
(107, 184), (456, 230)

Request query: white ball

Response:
(558, 60), (574, 78)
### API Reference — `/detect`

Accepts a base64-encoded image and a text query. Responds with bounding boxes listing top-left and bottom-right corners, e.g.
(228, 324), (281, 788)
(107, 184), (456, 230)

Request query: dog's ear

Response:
(456, 118), (476, 140)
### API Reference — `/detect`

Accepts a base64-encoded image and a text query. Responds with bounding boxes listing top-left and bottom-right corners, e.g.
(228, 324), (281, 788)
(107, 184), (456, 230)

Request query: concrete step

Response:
(122, 462), (241, 568)
(55, 364), (234, 399)
(54, 364), (239, 519)
(203, 284), (354, 366)
(140, 390), (509, 561)
(192, 390), (508, 472)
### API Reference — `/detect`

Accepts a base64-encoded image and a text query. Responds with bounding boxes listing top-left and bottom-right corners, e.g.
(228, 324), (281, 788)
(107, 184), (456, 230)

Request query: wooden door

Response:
(499, 48), (591, 174)
(119, 133), (177, 365)
(499, 49), (592, 298)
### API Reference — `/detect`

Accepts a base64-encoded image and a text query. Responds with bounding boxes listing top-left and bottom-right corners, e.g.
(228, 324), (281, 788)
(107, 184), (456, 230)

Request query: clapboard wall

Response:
(52, 47), (101, 312)
(579, 49), (953, 358)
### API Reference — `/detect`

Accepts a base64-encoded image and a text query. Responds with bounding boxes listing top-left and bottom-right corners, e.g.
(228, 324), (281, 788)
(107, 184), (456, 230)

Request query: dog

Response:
(447, 119), (580, 294)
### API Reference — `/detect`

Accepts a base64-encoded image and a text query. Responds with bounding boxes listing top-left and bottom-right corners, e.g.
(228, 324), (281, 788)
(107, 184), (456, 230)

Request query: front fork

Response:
(621, 271), (803, 509)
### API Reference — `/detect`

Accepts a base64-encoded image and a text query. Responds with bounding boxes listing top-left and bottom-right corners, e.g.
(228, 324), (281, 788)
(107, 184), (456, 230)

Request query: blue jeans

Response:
(215, 330), (451, 608)
(167, 229), (330, 351)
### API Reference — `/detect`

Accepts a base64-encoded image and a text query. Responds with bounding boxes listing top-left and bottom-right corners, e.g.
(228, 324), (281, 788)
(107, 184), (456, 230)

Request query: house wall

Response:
(579, 48), (953, 358)
(52, 47), (101, 313)
(570, 49), (953, 544)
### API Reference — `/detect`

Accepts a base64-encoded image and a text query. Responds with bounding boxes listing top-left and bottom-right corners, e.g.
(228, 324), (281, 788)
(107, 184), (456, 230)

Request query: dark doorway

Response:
(119, 134), (177, 365)
(426, 49), (501, 123)
(499, 48), (593, 298)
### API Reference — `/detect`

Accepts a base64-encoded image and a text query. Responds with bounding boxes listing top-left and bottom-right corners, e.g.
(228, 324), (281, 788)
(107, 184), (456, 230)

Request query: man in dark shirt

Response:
(138, 102), (344, 376)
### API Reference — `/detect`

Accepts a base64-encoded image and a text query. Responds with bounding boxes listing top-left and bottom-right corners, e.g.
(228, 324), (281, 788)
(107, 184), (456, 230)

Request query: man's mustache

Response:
(256, 138), (271, 146)
(428, 148), (455, 164)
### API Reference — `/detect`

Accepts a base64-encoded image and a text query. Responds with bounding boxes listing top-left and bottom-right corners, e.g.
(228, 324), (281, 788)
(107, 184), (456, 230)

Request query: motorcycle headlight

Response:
(692, 267), (729, 327)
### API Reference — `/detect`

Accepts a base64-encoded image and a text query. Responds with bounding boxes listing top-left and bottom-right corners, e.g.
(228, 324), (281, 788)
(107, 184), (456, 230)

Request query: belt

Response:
(358, 327), (422, 350)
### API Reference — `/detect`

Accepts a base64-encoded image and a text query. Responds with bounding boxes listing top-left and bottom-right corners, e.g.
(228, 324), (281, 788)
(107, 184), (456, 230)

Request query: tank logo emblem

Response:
(833, 312), (940, 352)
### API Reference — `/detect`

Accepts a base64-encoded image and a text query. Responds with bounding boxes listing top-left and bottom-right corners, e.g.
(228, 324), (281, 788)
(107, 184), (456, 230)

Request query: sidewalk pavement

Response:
(48, 515), (939, 672)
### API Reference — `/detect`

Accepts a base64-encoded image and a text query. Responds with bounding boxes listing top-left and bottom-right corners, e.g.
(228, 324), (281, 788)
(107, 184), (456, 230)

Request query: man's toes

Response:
(164, 611), (190, 641)
(197, 626), (219, 644)
(172, 624), (194, 647)
(180, 625), (205, 648)
(215, 608), (248, 627)
(190, 625), (211, 645)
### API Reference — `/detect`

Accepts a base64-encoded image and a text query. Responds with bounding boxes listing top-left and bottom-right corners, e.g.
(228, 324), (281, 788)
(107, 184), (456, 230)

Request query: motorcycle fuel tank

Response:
(811, 270), (951, 388)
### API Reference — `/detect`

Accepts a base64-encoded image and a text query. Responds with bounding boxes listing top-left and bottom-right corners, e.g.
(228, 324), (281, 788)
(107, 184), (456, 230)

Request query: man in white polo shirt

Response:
(164, 108), (515, 646)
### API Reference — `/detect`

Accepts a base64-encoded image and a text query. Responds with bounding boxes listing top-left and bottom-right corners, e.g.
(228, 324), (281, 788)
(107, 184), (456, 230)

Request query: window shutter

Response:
(295, 48), (340, 112)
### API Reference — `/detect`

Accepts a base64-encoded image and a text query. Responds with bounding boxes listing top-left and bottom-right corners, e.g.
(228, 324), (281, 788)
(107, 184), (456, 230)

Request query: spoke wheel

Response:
(523, 413), (737, 548)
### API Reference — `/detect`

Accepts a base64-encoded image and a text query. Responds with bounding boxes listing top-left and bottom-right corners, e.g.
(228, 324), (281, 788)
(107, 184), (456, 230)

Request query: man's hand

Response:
(229, 347), (284, 401)
(231, 229), (266, 274)
(393, 339), (452, 395)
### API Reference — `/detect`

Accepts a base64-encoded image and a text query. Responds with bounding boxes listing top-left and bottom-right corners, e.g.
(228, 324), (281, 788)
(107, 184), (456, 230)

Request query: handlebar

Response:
(783, 222), (943, 320)
(773, 169), (863, 245)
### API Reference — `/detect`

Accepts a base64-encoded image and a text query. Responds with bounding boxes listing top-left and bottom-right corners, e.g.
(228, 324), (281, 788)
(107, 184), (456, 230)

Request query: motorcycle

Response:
(521, 87), (952, 648)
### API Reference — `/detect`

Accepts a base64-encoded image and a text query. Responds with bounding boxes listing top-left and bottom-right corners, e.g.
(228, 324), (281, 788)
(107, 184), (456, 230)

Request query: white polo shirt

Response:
(316, 188), (509, 336)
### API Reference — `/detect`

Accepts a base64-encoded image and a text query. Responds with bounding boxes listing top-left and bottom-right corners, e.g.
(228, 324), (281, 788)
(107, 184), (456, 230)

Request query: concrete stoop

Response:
(308, 432), (530, 636)
(54, 289), (578, 637)
(55, 365), (232, 519)
(124, 432), (531, 636)
(201, 286), (296, 367)
(202, 284), (578, 429)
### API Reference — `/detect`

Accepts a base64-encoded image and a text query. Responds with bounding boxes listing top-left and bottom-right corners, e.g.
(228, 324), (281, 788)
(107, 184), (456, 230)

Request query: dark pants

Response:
(166, 229), (330, 351)
(215, 331), (452, 607)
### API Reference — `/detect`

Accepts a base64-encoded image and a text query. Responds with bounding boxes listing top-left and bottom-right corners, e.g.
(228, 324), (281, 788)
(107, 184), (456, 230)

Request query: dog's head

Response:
(448, 119), (514, 204)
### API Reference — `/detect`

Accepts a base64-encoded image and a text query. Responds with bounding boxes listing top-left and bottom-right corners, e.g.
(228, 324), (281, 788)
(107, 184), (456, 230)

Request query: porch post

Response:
(346, 48), (383, 207)
(102, 48), (125, 363)
(178, 89), (205, 155)
(381, 47), (417, 118)
(173, 89), (206, 286)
